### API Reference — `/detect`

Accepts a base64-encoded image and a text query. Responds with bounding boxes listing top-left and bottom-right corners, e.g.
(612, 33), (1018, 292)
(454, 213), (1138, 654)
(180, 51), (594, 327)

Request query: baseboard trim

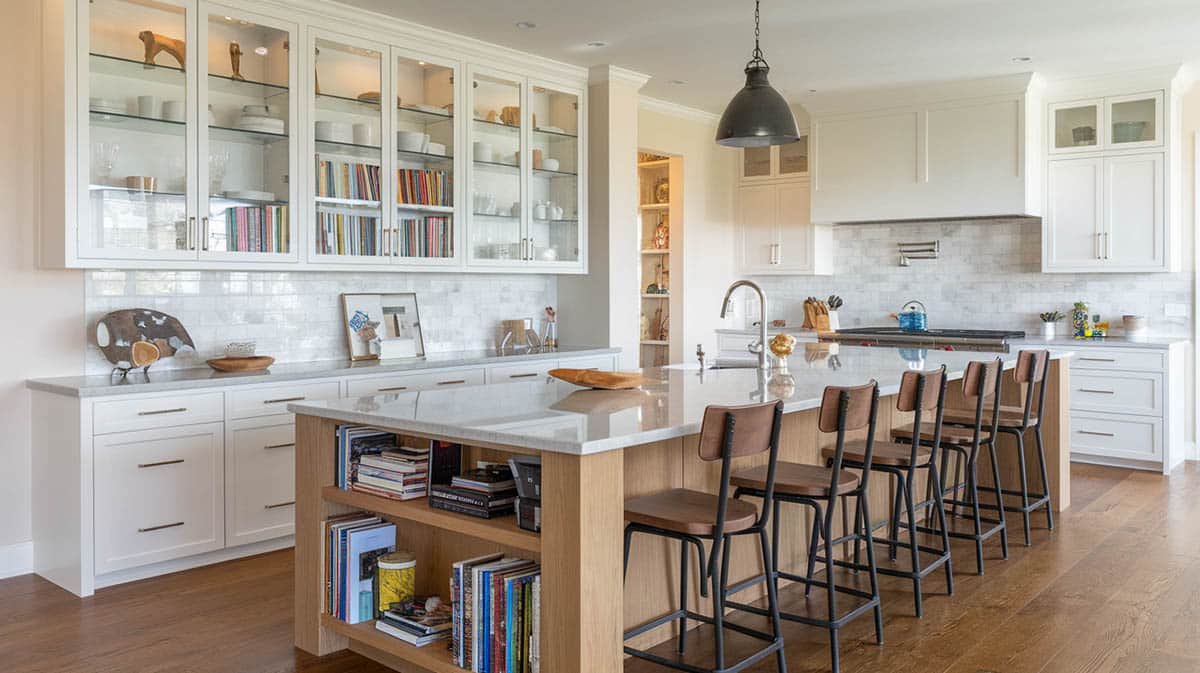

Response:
(0, 541), (34, 580)
(93, 536), (294, 590)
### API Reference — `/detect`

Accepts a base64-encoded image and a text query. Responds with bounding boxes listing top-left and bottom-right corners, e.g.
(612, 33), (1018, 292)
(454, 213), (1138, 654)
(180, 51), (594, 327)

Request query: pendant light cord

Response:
(746, 0), (770, 70)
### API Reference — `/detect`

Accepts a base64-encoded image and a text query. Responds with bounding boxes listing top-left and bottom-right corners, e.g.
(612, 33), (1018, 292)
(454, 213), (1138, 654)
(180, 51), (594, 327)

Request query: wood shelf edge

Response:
(321, 486), (541, 553)
(321, 615), (461, 673)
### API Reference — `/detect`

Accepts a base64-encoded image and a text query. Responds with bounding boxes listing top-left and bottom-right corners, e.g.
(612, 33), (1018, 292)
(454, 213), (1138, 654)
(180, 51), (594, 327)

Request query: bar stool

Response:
(623, 400), (787, 673)
(892, 358), (1008, 575)
(819, 367), (953, 618)
(942, 350), (1053, 546)
(727, 382), (882, 673)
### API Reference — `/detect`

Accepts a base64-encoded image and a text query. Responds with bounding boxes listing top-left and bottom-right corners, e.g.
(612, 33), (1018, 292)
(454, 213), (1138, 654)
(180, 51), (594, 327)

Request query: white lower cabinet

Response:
(225, 417), (297, 546)
(1071, 412), (1162, 462)
(94, 423), (225, 574)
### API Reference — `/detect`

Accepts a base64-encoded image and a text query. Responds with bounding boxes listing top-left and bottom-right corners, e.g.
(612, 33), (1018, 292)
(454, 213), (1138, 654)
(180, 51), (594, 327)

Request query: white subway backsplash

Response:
(739, 218), (1193, 335)
(84, 270), (556, 374)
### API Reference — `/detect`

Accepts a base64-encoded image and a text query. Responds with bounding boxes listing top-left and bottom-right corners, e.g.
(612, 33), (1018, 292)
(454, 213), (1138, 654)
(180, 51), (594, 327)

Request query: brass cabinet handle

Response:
(509, 373), (539, 379)
(1079, 388), (1115, 394)
(1078, 429), (1116, 437)
(1078, 357), (1116, 363)
(264, 442), (295, 450)
(138, 458), (184, 469)
(376, 386), (409, 392)
(264, 501), (295, 510)
(137, 407), (187, 416)
(263, 396), (305, 404)
(138, 521), (184, 533)
(437, 379), (467, 386)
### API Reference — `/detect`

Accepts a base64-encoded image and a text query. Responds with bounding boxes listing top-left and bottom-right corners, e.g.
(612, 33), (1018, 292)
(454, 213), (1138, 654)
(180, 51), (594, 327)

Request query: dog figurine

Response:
(139, 30), (185, 68)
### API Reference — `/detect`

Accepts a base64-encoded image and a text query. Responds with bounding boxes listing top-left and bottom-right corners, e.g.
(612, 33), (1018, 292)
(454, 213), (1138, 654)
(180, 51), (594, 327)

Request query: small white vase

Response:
(1041, 322), (1057, 338)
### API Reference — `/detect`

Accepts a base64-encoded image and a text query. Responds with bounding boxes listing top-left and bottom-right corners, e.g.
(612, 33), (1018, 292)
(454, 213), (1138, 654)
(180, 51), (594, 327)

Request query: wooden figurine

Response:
(652, 214), (669, 249)
(314, 46), (321, 95)
(138, 30), (185, 68)
(500, 106), (520, 126)
(95, 308), (195, 378)
(229, 41), (245, 81)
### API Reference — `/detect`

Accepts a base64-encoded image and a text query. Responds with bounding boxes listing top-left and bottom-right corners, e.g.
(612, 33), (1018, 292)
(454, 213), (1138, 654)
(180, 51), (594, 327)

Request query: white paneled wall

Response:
(730, 217), (1193, 334)
(85, 271), (556, 374)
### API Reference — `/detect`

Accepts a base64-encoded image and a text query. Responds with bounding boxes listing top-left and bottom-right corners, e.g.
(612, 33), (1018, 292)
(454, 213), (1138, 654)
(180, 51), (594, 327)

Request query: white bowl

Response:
(542, 158), (560, 172)
(353, 123), (378, 146)
(397, 131), (429, 153)
(224, 341), (257, 358)
(426, 142), (446, 156)
(315, 121), (353, 144)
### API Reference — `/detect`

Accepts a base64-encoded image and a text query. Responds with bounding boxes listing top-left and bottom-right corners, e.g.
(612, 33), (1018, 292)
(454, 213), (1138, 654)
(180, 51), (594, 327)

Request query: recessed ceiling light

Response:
(667, 79), (686, 85)
(1012, 56), (1032, 63)
(585, 41), (608, 48)
(515, 21), (537, 30)
(418, 61), (426, 66)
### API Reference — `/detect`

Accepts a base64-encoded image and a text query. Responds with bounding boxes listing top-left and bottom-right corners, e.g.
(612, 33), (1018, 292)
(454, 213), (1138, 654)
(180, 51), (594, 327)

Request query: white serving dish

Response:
(397, 130), (429, 153)
(426, 142), (446, 156)
(315, 121), (353, 144)
(238, 115), (285, 134)
(224, 189), (276, 202)
(542, 158), (560, 171)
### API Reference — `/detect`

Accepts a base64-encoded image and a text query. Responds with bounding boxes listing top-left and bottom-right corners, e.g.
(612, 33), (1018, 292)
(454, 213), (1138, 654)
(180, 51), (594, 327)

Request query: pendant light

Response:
(715, 0), (799, 147)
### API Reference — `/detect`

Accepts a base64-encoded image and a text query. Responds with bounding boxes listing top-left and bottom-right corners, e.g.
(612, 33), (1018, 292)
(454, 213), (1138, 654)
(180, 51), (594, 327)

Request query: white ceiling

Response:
(337, 0), (1200, 113)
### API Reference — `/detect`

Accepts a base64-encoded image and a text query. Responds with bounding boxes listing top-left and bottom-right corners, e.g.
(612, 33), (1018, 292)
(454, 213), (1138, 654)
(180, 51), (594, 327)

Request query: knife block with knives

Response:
(802, 295), (842, 333)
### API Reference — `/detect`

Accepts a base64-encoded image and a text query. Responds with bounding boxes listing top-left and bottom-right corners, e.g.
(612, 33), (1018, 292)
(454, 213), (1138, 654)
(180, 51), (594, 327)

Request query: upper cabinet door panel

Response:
(1104, 153), (1164, 268)
(467, 68), (525, 266)
(926, 99), (1023, 216)
(528, 81), (582, 265)
(740, 146), (772, 180)
(811, 111), (919, 223)
(737, 184), (777, 273)
(1049, 99), (1102, 154)
(1105, 91), (1163, 150)
(774, 181), (811, 272)
(83, 0), (196, 261)
(777, 136), (809, 177)
(1044, 157), (1104, 270)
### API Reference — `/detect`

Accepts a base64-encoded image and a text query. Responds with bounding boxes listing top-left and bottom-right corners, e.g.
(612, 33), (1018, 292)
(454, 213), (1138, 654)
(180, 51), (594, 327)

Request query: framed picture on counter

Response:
(341, 292), (426, 361)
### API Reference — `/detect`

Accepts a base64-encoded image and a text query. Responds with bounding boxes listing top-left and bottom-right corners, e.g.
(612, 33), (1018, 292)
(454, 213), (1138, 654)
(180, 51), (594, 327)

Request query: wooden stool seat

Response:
(824, 440), (933, 467)
(624, 488), (759, 536)
(941, 404), (1036, 428)
(891, 422), (982, 445)
(732, 462), (860, 497)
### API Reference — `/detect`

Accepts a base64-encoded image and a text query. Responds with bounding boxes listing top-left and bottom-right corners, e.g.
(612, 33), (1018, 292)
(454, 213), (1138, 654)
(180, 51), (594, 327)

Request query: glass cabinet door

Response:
(528, 82), (581, 265)
(1106, 92), (1163, 149)
(468, 69), (524, 264)
(200, 10), (295, 259)
(1050, 99), (1101, 153)
(394, 52), (456, 263)
(310, 35), (386, 261)
(84, 0), (194, 259)
(741, 146), (772, 179)
(778, 135), (809, 176)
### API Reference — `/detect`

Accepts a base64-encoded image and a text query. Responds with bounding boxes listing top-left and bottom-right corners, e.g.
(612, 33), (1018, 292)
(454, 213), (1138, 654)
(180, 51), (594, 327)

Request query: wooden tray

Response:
(549, 368), (652, 390)
(207, 356), (275, 372)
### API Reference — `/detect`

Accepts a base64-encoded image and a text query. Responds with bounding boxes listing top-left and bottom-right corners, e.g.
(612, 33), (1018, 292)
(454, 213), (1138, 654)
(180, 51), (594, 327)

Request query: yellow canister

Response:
(375, 551), (416, 615)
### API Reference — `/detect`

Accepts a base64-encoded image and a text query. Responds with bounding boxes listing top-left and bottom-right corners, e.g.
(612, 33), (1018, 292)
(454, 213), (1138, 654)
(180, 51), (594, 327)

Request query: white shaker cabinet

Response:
(1044, 157), (1104, 269)
(736, 180), (830, 276)
(1104, 153), (1164, 269)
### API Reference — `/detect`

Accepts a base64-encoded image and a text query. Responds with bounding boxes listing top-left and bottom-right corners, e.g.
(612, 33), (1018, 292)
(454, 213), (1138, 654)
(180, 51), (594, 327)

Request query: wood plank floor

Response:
(3, 463), (1197, 673)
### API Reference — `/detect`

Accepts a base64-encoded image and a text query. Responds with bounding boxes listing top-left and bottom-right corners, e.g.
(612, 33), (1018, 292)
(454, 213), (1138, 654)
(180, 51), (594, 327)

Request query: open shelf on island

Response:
(322, 485), (541, 553)
(321, 616), (461, 673)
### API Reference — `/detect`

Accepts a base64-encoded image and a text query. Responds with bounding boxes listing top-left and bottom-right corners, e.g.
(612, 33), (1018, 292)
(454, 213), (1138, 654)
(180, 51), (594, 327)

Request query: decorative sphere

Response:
(768, 333), (797, 358)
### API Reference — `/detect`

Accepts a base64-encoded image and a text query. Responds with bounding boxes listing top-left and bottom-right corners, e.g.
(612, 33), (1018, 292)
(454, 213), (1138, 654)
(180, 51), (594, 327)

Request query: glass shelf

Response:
(532, 127), (577, 140)
(208, 72), (288, 99)
(474, 212), (519, 219)
(397, 203), (454, 213)
(315, 92), (381, 116)
(533, 167), (577, 179)
(89, 110), (185, 135)
(89, 184), (185, 198)
(474, 159), (520, 173)
(209, 124), (288, 145)
(398, 106), (453, 124)
(315, 196), (381, 208)
(473, 118), (520, 134)
(533, 218), (579, 224)
(315, 138), (382, 159)
(396, 149), (453, 163)
(89, 52), (185, 83)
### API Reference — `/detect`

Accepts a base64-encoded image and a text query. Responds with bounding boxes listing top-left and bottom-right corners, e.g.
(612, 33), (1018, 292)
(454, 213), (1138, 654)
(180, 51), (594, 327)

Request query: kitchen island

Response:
(290, 346), (1072, 673)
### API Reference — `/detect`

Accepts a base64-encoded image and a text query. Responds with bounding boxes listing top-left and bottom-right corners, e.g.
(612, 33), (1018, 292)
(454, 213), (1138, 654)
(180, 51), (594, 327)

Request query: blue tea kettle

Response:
(898, 300), (928, 332)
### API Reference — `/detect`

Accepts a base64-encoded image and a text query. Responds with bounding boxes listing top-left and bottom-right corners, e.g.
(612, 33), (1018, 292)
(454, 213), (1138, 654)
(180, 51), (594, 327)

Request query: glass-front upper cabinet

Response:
(200, 9), (297, 260)
(741, 147), (771, 180)
(468, 69), (525, 265)
(528, 82), (582, 265)
(394, 52), (457, 264)
(1106, 91), (1163, 149)
(83, 0), (194, 260)
(778, 134), (809, 177)
(310, 34), (386, 262)
(1050, 99), (1101, 154)
(739, 135), (808, 181)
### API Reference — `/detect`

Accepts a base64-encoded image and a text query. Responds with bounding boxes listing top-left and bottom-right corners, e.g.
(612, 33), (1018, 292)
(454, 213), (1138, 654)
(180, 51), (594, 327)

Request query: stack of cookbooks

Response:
(351, 446), (431, 501)
(375, 596), (453, 647)
(428, 465), (518, 519)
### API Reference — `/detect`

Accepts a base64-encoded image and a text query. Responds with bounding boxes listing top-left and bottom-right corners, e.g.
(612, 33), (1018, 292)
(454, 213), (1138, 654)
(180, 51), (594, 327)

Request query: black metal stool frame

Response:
(622, 402), (787, 673)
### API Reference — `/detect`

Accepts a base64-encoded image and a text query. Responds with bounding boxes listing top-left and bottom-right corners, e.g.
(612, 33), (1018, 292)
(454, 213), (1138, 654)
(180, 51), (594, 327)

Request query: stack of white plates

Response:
(237, 115), (285, 134)
(224, 189), (276, 202)
(89, 98), (125, 115)
(315, 121), (354, 144)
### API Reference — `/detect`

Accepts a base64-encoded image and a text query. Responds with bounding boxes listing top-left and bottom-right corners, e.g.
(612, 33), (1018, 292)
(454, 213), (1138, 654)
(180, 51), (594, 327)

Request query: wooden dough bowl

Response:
(548, 368), (652, 390)
(207, 356), (275, 373)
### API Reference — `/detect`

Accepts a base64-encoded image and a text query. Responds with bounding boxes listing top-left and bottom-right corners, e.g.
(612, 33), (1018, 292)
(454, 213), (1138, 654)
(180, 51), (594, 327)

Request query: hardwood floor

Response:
(3, 463), (1198, 673)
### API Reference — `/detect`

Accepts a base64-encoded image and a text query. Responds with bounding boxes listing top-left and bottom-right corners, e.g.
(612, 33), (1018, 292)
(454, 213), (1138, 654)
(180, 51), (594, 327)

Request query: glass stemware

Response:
(92, 142), (119, 185)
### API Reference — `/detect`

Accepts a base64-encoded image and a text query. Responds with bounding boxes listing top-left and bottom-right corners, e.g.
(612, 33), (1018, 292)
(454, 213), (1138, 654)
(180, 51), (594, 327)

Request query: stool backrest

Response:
(961, 358), (1004, 448)
(698, 400), (785, 535)
(820, 381), (880, 498)
(1015, 350), (1050, 428)
(897, 366), (948, 464)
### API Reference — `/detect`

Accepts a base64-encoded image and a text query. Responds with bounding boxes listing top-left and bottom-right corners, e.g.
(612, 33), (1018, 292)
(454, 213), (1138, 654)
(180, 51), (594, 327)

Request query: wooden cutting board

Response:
(207, 356), (275, 372)
(549, 368), (652, 390)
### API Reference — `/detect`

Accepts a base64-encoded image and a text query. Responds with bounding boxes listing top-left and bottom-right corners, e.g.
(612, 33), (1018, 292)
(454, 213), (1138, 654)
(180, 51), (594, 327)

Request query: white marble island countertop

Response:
(289, 345), (1072, 455)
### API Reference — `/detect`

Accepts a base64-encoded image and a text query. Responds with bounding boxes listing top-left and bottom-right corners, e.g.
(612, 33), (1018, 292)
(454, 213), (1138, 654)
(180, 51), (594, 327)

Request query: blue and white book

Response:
(344, 522), (396, 624)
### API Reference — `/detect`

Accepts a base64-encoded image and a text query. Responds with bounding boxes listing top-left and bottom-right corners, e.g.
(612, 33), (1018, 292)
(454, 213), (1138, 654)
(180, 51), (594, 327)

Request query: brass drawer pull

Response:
(1079, 388), (1115, 394)
(138, 458), (184, 469)
(509, 373), (539, 379)
(1079, 430), (1116, 437)
(1078, 357), (1116, 363)
(264, 442), (295, 450)
(264, 501), (295, 510)
(138, 521), (184, 533)
(437, 379), (467, 386)
(263, 396), (305, 404)
(137, 407), (187, 416)
(377, 386), (409, 392)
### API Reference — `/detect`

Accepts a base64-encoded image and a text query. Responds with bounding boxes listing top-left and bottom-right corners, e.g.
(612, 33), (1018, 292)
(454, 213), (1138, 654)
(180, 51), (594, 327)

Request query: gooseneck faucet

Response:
(720, 279), (770, 371)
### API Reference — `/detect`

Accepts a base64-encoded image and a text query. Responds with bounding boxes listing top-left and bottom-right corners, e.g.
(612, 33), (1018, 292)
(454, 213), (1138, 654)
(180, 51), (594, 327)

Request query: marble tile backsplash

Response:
(734, 218), (1194, 335)
(84, 271), (556, 374)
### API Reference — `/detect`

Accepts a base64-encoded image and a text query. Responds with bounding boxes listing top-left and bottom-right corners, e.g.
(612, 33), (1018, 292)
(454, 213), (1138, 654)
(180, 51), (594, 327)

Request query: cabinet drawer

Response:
(345, 368), (486, 397)
(488, 360), (559, 383)
(94, 423), (224, 574)
(556, 355), (615, 372)
(1071, 349), (1164, 372)
(227, 381), (341, 421)
(1071, 371), (1162, 416)
(94, 392), (224, 435)
(226, 420), (295, 546)
(1070, 412), (1162, 461)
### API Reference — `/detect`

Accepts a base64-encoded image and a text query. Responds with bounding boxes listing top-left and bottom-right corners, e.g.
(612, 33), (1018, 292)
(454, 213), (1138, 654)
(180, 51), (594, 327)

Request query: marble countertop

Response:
(716, 327), (820, 336)
(1013, 334), (1189, 350)
(288, 345), (1072, 456)
(26, 346), (619, 398)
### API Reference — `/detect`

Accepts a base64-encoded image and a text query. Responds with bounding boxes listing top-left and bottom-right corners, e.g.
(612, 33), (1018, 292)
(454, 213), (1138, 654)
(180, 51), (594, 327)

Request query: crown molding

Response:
(637, 96), (721, 124)
(588, 65), (651, 88)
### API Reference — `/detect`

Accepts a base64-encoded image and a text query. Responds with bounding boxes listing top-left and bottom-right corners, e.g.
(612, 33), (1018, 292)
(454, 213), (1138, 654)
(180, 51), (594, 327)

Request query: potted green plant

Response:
(1039, 310), (1064, 338)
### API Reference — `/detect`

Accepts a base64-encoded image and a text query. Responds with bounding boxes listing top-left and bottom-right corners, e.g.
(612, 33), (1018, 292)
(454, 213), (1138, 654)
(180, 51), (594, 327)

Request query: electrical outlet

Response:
(1164, 303), (1188, 318)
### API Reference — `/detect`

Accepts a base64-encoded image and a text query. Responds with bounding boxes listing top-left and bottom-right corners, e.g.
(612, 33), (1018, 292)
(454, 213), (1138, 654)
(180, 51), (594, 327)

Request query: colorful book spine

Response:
(315, 212), (381, 256)
(395, 216), (452, 258)
(316, 157), (382, 201)
(224, 205), (289, 253)
(396, 169), (452, 207)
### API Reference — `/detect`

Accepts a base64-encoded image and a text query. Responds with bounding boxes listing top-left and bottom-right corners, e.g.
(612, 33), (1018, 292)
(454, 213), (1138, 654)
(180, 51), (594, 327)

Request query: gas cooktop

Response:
(823, 327), (1026, 352)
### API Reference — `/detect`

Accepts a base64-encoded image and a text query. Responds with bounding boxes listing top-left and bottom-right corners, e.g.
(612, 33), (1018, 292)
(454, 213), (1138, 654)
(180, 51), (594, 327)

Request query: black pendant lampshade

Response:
(716, 1), (799, 147)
